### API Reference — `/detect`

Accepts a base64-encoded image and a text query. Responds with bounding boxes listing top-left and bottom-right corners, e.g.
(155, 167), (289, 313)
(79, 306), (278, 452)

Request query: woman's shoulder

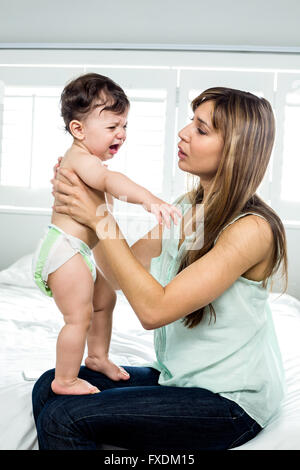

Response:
(215, 213), (274, 273)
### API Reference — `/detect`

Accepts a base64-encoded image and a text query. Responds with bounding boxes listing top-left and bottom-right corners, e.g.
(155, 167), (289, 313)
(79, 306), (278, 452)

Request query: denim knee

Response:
(36, 396), (98, 450)
(37, 397), (72, 449)
(32, 368), (55, 424)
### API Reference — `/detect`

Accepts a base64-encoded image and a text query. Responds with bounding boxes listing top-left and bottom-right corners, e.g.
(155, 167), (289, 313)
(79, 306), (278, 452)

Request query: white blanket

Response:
(0, 254), (300, 450)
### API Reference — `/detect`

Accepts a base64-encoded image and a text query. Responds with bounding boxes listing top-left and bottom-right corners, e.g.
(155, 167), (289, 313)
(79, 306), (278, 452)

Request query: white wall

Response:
(0, 0), (300, 48)
(283, 227), (300, 299)
(0, 211), (51, 268)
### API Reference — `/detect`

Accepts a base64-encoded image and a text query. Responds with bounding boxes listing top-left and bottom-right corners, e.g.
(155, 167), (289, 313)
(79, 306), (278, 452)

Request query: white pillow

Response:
(0, 254), (36, 288)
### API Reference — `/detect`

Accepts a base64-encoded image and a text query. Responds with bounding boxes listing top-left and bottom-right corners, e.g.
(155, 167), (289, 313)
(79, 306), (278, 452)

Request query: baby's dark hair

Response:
(61, 73), (130, 134)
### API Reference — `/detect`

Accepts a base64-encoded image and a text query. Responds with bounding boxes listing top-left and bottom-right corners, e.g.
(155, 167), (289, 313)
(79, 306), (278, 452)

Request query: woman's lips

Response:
(178, 146), (187, 160)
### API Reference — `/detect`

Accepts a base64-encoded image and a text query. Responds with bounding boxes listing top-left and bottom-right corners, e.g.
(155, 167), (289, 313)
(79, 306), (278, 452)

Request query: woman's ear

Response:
(69, 120), (85, 140)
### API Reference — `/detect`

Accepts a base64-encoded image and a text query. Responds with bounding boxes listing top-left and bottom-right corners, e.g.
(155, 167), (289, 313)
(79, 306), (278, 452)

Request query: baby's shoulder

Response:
(63, 147), (102, 167)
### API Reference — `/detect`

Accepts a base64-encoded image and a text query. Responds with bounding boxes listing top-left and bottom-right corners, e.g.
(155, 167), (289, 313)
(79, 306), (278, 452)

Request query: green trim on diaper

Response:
(81, 250), (94, 274)
(34, 226), (61, 297)
(33, 226), (96, 297)
(79, 241), (97, 282)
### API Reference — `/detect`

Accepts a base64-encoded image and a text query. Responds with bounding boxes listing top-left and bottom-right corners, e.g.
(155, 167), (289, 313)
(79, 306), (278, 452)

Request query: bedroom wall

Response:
(0, 0), (300, 47)
(0, 1), (299, 300)
(0, 211), (51, 267)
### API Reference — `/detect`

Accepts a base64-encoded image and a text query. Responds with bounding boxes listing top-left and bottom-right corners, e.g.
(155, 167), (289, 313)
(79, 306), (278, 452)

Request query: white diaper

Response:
(32, 224), (97, 297)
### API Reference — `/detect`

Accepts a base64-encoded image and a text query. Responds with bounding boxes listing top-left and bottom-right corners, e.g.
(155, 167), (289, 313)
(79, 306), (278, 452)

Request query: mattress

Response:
(0, 254), (300, 450)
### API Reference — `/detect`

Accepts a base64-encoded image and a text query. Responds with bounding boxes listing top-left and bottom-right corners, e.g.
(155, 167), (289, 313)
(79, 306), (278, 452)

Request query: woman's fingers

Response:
(52, 192), (70, 204)
(57, 168), (83, 187)
(52, 178), (76, 196)
(52, 157), (63, 179)
(53, 204), (69, 214)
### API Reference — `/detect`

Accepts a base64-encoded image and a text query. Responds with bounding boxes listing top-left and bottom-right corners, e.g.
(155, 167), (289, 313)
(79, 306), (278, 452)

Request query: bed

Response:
(0, 253), (300, 450)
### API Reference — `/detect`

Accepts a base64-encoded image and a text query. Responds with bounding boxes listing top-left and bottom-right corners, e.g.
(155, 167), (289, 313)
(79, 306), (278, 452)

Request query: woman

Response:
(32, 87), (288, 450)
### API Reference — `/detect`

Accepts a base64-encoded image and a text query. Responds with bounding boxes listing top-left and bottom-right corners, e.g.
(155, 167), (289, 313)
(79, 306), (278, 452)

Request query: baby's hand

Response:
(144, 196), (182, 229)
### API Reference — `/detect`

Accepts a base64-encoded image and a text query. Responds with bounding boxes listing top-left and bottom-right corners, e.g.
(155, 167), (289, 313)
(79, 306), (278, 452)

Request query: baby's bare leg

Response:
(85, 269), (130, 381)
(48, 254), (100, 395)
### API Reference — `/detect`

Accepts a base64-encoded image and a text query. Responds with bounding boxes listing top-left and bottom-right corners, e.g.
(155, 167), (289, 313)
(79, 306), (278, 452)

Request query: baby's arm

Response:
(72, 154), (152, 204)
(71, 154), (181, 227)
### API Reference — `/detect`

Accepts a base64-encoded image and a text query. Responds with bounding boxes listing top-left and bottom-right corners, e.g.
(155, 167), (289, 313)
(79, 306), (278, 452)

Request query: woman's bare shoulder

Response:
(216, 214), (274, 263)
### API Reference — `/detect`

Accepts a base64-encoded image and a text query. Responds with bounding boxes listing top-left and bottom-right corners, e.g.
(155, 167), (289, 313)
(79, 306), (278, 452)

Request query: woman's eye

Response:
(190, 118), (206, 135)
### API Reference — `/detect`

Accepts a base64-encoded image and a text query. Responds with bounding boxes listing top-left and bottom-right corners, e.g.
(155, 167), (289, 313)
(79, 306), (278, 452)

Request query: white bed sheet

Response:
(0, 254), (300, 450)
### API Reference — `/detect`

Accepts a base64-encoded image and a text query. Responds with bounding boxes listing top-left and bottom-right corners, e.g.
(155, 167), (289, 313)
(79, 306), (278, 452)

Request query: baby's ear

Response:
(69, 120), (84, 140)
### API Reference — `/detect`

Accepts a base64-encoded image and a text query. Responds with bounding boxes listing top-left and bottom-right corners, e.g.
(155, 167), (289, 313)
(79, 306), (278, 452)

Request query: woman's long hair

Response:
(178, 87), (288, 328)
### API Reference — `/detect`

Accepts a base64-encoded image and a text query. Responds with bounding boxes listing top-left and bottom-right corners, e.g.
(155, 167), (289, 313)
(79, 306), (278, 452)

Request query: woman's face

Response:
(177, 100), (224, 181)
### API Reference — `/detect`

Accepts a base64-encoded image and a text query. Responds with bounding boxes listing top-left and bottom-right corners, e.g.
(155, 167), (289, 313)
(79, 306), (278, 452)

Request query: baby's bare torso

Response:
(51, 146), (105, 249)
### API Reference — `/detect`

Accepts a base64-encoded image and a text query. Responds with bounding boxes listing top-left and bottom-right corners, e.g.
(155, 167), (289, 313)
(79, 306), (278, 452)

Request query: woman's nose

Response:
(178, 124), (191, 142)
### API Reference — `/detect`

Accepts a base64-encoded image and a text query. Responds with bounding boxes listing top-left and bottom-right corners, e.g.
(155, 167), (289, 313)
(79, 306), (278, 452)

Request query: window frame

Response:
(1, 49), (300, 223)
(0, 63), (177, 209)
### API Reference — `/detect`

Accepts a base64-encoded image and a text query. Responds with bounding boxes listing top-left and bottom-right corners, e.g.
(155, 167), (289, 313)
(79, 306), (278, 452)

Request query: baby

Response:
(32, 73), (181, 395)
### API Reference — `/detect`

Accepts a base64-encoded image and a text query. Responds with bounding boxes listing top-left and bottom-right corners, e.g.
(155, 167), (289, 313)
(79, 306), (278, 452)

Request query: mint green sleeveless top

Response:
(149, 195), (285, 427)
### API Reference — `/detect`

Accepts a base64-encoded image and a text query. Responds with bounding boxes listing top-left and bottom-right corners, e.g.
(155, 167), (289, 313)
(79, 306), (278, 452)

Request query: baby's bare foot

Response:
(51, 377), (100, 395)
(85, 356), (130, 381)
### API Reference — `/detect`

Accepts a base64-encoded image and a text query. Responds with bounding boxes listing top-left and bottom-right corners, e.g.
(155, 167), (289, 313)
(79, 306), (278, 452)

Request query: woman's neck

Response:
(199, 179), (212, 203)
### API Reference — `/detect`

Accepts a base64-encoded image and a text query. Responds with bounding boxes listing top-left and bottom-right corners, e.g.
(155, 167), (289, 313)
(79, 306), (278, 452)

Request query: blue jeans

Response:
(32, 366), (262, 450)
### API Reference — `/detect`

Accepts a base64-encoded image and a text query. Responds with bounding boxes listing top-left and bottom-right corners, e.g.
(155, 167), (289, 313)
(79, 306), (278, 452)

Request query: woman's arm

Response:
(53, 169), (273, 330)
(92, 213), (272, 330)
(92, 223), (163, 290)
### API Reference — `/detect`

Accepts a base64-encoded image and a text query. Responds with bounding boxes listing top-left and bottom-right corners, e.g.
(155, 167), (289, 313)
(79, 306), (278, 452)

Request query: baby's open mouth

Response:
(109, 144), (119, 154)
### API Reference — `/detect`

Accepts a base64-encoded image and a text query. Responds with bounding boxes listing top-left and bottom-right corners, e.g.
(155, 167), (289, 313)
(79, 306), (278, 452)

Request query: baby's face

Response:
(82, 104), (128, 160)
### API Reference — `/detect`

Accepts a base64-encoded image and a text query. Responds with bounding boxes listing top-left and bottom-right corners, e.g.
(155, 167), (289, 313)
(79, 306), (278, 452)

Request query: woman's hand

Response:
(53, 157), (63, 178)
(52, 168), (107, 230)
(50, 157), (63, 197)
